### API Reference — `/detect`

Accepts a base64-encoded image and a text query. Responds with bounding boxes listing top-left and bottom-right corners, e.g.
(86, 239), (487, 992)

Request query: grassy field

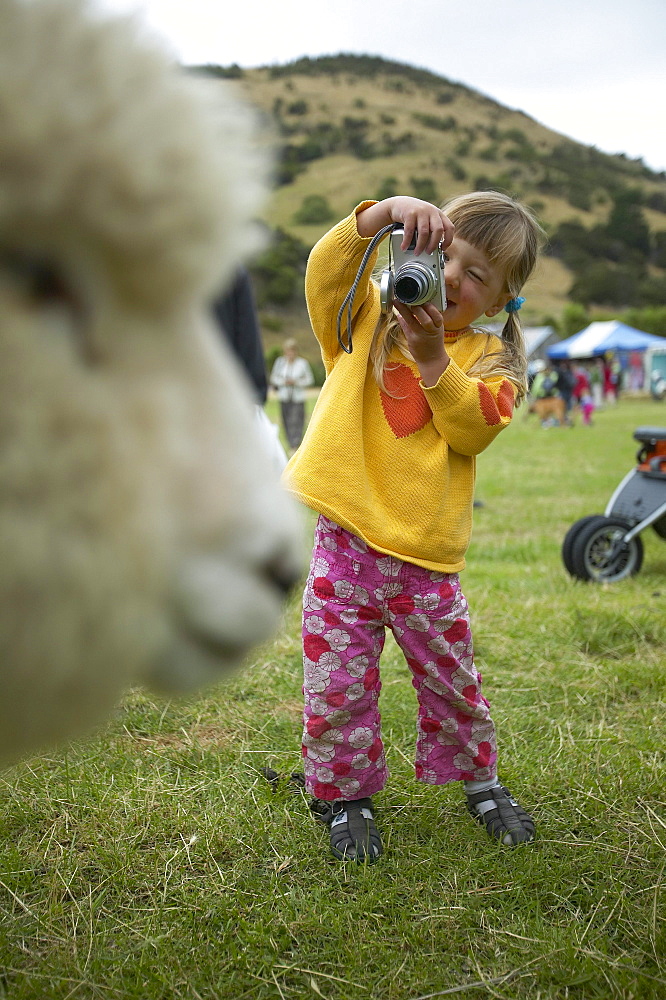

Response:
(1, 397), (665, 1000)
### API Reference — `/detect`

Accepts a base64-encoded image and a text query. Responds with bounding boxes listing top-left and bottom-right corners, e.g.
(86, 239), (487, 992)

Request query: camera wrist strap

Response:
(336, 223), (400, 354)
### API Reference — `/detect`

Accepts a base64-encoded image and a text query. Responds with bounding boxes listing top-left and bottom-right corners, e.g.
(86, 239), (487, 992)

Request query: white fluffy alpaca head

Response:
(0, 0), (303, 764)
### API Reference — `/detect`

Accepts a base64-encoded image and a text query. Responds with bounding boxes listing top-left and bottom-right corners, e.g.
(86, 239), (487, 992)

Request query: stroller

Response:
(562, 426), (666, 582)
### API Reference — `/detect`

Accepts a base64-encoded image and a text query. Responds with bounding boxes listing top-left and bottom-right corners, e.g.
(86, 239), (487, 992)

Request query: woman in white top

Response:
(270, 338), (314, 450)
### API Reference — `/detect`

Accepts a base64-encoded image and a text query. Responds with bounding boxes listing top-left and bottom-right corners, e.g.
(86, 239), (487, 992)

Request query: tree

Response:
(606, 188), (650, 256)
(653, 231), (666, 268)
(569, 261), (641, 307)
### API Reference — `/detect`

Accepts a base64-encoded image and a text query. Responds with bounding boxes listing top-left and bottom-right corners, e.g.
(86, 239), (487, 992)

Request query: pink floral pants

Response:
(301, 516), (497, 801)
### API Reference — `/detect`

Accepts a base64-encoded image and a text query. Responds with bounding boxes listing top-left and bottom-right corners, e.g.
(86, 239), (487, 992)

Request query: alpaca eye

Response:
(2, 250), (96, 362)
(3, 250), (72, 306)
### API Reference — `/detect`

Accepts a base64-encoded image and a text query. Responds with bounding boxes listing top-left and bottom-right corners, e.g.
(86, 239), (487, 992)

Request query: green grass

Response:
(1, 398), (666, 999)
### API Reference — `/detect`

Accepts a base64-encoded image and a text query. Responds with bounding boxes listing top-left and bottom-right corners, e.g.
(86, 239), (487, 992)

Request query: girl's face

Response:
(441, 237), (510, 332)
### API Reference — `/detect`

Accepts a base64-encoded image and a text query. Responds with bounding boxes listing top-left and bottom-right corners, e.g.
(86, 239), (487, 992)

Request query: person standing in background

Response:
(554, 361), (575, 424)
(212, 268), (268, 404)
(628, 350), (644, 391)
(603, 354), (621, 405)
(271, 338), (314, 452)
(590, 359), (604, 410)
(213, 269), (287, 471)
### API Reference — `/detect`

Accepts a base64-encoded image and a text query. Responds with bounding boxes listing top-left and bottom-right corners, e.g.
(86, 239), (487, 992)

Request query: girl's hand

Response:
(356, 196), (454, 256)
(388, 197), (454, 256)
(394, 301), (450, 386)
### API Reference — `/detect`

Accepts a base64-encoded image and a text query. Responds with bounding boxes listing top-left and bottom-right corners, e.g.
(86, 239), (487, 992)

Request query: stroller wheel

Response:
(561, 515), (607, 575)
(569, 516), (643, 583)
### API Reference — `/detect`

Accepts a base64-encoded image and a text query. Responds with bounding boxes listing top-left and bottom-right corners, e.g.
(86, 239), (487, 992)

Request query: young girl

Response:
(284, 193), (543, 862)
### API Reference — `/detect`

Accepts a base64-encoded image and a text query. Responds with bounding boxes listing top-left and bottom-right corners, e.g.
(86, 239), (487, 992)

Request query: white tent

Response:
(483, 324), (558, 359)
(523, 326), (559, 360)
(547, 320), (664, 359)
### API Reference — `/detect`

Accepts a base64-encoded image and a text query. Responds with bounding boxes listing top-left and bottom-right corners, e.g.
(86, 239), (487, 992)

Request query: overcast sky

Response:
(96, 0), (666, 174)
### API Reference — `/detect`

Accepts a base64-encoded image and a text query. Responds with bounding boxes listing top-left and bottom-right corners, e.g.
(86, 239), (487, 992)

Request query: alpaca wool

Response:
(0, 0), (301, 764)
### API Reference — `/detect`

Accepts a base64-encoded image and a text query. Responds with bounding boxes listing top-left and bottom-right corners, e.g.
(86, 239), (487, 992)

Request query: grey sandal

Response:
(466, 784), (535, 846)
(312, 796), (383, 863)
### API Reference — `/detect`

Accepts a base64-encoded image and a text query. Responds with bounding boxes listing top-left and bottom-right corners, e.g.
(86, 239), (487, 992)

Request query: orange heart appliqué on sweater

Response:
(478, 379), (515, 425)
(380, 364), (432, 438)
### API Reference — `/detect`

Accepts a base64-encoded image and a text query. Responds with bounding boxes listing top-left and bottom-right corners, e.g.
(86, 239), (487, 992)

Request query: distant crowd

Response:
(527, 353), (643, 427)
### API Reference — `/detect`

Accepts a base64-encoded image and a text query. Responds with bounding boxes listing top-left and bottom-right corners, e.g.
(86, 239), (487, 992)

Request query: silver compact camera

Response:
(380, 227), (446, 313)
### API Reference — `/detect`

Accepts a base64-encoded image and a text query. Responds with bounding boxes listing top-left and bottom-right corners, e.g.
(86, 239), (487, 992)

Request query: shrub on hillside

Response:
(569, 261), (642, 307)
(479, 144), (499, 162)
(260, 314), (283, 333)
(653, 232), (666, 268)
(375, 176), (400, 200)
(293, 195), (334, 225)
(474, 176), (518, 196)
(410, 177), (439, 203)
(607, 188), (651, 255)
(505, 143), (538, 164)
(287, 100), (309, 115)
(343, 116), (374, 159)
(623, 307), (666, 336)
(274, 138), (329, 185)
(502, 128), (528, 145)
(305, 122), (344, 155)
(380, 132), (415, 156)
(567, 184), (593, 212)
(638, 274), (666, 306)
(251, 228), (310, 308)
(560, 302), (589, 337)
(646, 191), (666, 214)
(192, 63), (243, 79)
(445, 158), (467, 182)
(413, 112), (457, 132)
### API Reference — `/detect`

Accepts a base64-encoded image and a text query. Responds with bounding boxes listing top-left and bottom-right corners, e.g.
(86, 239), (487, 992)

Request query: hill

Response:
(197, 55), (666, 362)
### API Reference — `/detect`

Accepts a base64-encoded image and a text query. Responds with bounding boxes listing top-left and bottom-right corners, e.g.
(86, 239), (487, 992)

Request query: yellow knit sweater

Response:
(284, 205), (517, 573)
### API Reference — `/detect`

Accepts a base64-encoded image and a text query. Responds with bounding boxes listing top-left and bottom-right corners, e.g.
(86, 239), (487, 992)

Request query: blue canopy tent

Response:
(547, 320), (665, 359)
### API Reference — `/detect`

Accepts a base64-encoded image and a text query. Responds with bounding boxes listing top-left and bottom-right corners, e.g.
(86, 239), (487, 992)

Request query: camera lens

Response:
(394, 262), (436, 306)
(395, 275), (422, 302)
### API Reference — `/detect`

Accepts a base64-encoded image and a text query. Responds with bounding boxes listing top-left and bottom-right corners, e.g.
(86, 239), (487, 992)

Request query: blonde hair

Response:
(371, 191), (544, 404)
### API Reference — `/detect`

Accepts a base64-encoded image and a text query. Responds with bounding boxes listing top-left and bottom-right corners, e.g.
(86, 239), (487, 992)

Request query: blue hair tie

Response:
(505, 296), (525, 313)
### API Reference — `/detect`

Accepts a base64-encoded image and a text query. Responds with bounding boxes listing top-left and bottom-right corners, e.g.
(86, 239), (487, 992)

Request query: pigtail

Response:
(463, 311), (528, 404)
(494, 310), (528, 402)
(501, 311), (528, 399)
